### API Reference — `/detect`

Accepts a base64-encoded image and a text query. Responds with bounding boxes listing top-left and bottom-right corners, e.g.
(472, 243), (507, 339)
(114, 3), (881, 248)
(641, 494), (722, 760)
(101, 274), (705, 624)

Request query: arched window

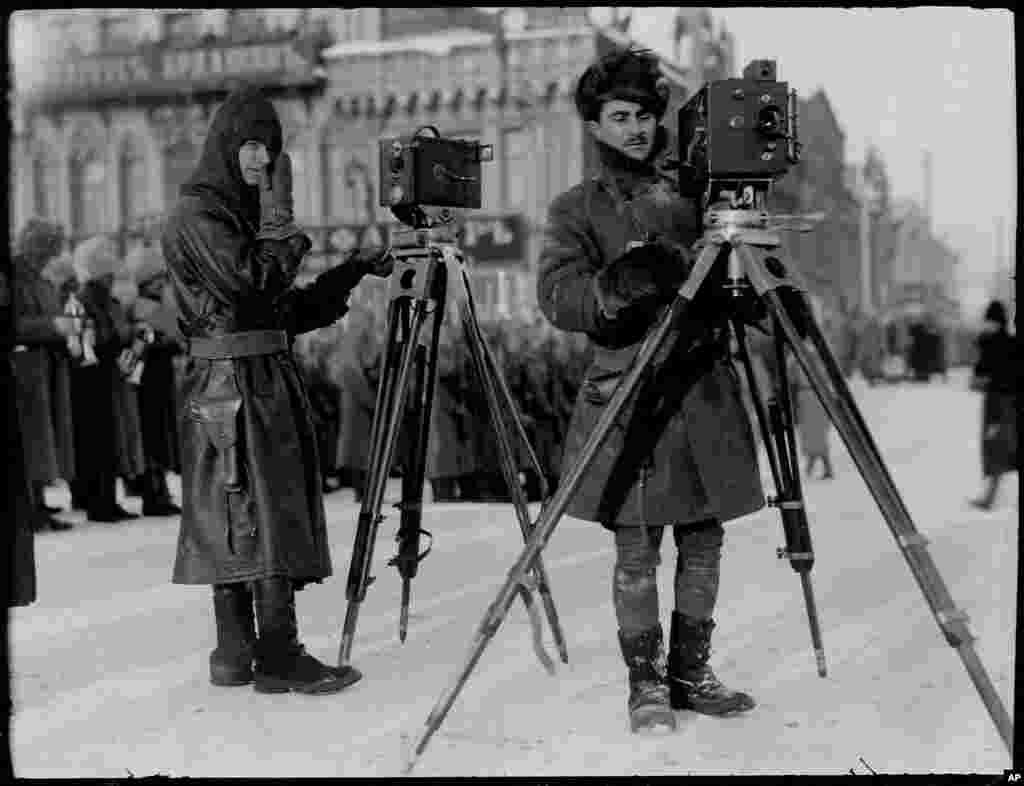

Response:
(32, 147), (60, 220)
(162, 138), (199, 211)
(69, 148), (107, 241)
(119, 135), (149, 229)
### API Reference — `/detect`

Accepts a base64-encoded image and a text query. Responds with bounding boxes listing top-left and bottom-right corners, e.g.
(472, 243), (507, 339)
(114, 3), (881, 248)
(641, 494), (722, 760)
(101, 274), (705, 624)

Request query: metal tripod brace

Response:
(336, 219), (568, 675)
(402, 203), (1013, 773)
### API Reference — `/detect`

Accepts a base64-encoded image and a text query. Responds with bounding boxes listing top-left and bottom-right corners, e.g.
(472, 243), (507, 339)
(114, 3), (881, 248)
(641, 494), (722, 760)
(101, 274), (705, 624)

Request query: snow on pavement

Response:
(9, 368), (1016, 776)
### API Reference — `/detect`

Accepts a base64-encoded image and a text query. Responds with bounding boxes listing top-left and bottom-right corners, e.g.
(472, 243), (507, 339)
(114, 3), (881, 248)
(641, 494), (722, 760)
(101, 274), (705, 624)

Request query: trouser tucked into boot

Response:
(617, 626), (676, 733)
(210, 582), (256, 686)
(667, 612), (755, 715)
(252, 576), (362, 695)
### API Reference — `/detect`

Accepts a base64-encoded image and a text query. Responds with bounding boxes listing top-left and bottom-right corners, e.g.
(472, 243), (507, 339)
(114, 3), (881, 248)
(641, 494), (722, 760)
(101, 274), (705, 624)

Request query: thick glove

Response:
(257, 152), (302, 241)
(314, 245), (395, 298)
(594, 240), (690, 320)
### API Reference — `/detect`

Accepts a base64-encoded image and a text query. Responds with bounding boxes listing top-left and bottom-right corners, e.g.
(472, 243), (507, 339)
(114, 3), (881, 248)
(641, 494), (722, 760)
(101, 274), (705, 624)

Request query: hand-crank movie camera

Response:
(379, 126), (493, 217)
(677, 59), (801, 198)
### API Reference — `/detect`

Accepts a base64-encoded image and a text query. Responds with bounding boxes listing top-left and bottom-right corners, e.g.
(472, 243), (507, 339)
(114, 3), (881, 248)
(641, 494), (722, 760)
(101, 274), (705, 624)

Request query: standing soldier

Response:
(427, 326), (468, 502)
(537, 48), (764, 732)
(161, 86), (392, 694)
(336, 304), (379, 503)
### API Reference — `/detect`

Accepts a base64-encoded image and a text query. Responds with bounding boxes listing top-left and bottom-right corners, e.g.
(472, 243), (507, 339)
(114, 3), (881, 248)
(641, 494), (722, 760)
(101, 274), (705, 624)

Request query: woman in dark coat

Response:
(68, 235), (140, 523)
(536, 49), (763, 732)
(161, 86), (392, 694)
(10, 219), (76, 531)
(969, 300), (1017, 510)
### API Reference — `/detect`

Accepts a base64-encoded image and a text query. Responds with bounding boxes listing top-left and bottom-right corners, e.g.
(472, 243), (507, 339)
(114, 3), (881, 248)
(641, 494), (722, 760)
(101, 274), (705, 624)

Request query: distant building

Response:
(10, 7), (732, 318)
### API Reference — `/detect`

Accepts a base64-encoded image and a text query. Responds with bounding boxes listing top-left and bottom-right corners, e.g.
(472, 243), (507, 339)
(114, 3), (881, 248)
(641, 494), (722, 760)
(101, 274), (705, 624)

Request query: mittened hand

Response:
(257, 152), (301, 241)
(350, 245), (395, 278)
(594, 242), (688, 319)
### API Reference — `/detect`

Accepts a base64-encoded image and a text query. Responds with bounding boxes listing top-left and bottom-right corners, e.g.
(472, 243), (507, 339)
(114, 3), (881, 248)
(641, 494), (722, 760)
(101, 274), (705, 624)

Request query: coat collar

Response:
(592, 125), (679, 200)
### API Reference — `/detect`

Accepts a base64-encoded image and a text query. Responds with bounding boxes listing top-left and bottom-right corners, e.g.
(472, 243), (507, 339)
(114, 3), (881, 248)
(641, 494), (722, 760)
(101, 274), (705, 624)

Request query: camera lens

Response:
(756, 106), (784, 138)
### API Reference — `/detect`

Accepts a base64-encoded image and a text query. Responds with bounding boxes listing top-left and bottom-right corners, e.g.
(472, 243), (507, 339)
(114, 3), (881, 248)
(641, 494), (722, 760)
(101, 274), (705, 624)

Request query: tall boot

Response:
(617, 626), (677, 733)
(210, 583), (257, 686)
(668, 612), (755, 715)
(252, 577), (363, 695)
(969, 475), (1000, 511)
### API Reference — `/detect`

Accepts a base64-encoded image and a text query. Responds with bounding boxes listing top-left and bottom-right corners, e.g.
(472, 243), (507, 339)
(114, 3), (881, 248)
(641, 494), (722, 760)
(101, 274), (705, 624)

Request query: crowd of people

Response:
(296, 304), (594, 504)
(10, 219), (182, 533)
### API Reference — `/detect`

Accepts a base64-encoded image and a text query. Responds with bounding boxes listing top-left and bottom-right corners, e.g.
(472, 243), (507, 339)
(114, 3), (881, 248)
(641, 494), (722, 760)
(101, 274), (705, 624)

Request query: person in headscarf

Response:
(536, 48), (763, 733)
(968, 300), (1017, 510)
(161, 86), (393, 695)
(69, 234), (140, 523)
(11, 218), (79, 531)
(126, 240), (184, 516)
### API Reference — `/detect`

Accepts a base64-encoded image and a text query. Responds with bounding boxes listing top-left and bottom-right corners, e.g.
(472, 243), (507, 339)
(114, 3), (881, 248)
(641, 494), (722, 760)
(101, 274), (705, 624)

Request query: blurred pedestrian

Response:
(427, 324), (471, 501)
(162, 86), (392, 694)
(968, 300), (1017, 511)
(69, 235), (140, 523)
(10, 219), (77, 532)
(126, 241), (184, 516)
(335, 305), (380, 502)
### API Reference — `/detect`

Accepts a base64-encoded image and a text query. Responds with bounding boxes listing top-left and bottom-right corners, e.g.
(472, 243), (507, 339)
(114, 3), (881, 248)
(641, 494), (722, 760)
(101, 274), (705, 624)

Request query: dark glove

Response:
(314, 245), (394, 298)
(594, 240), (690, 320)
(257, 152), (302, 241)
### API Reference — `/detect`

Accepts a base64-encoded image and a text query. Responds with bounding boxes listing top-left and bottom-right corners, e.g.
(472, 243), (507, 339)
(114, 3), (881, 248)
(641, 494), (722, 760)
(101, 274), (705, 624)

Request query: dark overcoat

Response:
(3, 254), (37, 607)
(536, 136), (764, 528)
(162, 87), (362, 585)
(336, 311), (379, 473)
(973, 327), (1017, 477)
(11, 263), (76, 484)
(427, 331), (474, 479)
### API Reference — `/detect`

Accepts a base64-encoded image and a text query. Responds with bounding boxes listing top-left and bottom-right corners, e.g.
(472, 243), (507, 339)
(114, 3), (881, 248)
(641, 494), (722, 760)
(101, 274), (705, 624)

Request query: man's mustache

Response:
(626, 136), (649, 146)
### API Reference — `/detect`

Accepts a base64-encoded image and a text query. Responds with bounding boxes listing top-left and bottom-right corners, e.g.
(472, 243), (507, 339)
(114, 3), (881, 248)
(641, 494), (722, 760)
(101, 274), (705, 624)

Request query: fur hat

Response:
(72, 235), (120, 284)
(41, 251), (76, 288)
(125, 242), (166, 287)
(983, 300), (1007, 326)
(574, 47), (670, 122)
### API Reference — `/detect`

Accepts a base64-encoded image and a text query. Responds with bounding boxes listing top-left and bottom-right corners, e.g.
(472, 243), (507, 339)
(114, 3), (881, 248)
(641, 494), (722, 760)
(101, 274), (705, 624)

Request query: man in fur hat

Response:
(536, 48), (764, 733)
(161, 86), (393, 695)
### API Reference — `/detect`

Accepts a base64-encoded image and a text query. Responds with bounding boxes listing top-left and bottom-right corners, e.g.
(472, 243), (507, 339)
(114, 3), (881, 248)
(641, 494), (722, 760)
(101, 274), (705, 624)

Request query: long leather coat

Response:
(162, 88), (361, 586)
(536, 134), (764, 528)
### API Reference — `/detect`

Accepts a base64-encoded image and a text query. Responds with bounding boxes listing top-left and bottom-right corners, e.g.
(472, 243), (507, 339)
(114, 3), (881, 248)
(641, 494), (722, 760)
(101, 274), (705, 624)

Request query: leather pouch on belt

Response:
(189, 374), (255, 557)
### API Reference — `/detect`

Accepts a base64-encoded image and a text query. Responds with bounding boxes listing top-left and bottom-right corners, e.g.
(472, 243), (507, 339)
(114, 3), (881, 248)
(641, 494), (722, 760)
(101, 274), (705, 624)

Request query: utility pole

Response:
(922, 149), (932, 231)
(857, 159), (876, 317)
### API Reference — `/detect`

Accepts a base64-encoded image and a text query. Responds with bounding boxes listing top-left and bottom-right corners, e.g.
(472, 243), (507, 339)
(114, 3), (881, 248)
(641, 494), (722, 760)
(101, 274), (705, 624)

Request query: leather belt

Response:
(188, 330), (288, 359)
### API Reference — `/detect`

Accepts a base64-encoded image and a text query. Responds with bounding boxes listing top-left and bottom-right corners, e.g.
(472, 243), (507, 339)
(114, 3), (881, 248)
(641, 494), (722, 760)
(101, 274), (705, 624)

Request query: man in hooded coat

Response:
(537, 48), (764, 733)
(161, 86), (393, 695)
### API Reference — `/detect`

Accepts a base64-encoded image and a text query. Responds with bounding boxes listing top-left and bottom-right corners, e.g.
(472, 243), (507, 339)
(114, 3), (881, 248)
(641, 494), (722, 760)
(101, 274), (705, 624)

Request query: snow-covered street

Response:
(9, 368), (1016, 777)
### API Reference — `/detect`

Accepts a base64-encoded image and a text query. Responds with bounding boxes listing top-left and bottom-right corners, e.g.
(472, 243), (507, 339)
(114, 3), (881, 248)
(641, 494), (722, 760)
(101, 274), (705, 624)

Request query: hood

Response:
(180, 85), (283, 232)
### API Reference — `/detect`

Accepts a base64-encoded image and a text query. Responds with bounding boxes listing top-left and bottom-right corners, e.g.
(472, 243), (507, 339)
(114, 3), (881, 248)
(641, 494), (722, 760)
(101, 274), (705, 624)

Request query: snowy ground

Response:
(9, 367), (1017, 777)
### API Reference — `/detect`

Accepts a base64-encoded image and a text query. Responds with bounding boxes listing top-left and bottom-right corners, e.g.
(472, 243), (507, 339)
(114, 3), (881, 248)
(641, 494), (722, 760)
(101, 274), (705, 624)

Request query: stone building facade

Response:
(11, 7), (733, 318)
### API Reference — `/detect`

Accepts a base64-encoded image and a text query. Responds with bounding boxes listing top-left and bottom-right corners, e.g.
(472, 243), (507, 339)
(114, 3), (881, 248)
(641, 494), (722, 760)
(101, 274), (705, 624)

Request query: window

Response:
(502, 128), (529, 209)
(162, 139), (199, 212)
(228, 9), (268, 39)
(69, 151), (107, 240)
(32, 151), (59, 220)
(100, 15), (138, 50)
(119, 137), (148, 228)
(164, 11), (201, 45)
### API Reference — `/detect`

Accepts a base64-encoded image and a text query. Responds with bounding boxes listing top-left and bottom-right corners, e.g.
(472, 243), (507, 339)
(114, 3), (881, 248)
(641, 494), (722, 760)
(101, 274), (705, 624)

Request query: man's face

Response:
(586, 99), (657, 161)
(238, 140), (271, 186)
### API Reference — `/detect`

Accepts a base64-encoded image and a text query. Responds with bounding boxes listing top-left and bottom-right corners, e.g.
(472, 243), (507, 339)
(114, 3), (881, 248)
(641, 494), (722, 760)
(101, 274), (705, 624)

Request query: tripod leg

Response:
(339, 294), (436, 667)
(456, 272), (565, 669)
(404, 289), (697, 773)
(393, 269), (447, 643)
(763, 289), (1013, 755)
